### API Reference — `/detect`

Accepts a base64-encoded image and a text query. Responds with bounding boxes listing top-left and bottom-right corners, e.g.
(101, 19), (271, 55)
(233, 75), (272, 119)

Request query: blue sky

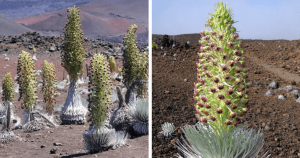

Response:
(152, 0), (300, 40)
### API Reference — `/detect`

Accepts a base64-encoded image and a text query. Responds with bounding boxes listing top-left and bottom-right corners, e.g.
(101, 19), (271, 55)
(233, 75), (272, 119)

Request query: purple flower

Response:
(217, 94), (225, 100)
(200, 96), (208, 102)
(213, 77), (220, 83)
(214, 46), (223, 53)
(215, 108), (223, 114)
(226, 88), (234, 95)
(217, 84), (225, 90)
(210, 116), (217, 121)
(210, 87), (217, 93)
(225, 99), (232, 105)
(227, 42), (235, 48)
(217, 34), (224, 41)
(225, 120), (233, 126)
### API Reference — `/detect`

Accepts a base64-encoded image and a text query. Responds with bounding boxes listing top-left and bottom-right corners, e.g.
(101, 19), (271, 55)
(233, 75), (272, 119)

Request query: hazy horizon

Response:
(153, 0), (300, 40)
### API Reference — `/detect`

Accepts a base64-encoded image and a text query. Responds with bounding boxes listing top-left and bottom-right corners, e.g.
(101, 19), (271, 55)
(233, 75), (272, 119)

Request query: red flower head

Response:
(233, 49), (240, 56)
(238, 92), (244, 98)
(229, 112), (237, 118)
(197, 102), (204, 107)
(209, 42), (215, 49)
(211, 31), (217, 36)
(210, 87), (217, 93)
(223, 73), (231, 80)
(217, 34), (224, 41)
(227, 42), (235, 48)
(230, 104), (238, 110)
(200, 96), (208, 102)
(226, 88), (234, 95)
(217, 84), (225, 90)
(235, 68), (242, 73)
(195, 107), (201, 115)
(215, 108), (223, 114)
(221, 53), (228, 61)
(225, 99), (232, 105)
(193, 96), (197, 103)
(213, 77), (220, 83)
(211, 60), (217, 66)
(205, 104), (212, 109)
(205, 36), (210, 41)
(203, 110), (209, 116)
(210, 116), (217, 121)
(217, 94), (225, 100)
(220, 64), (228, 71)
(205, 72), (213, 78)
(214, 46), (223, 53)
(229, 61), (235, 67)
(225, 120), (233, 126)
(198, 117), (208, 124)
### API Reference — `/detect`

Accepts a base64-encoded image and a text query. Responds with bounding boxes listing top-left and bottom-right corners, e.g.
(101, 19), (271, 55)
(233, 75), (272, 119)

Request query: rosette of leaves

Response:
(194, 2), (249, 130)
(122, 24), (148, 98)
(16, 50), (37, 114)
(60, 6), (87, 124)
(108, 56), (117, 73)
(41, 60), (57, 115)
(176, 123), (271, 158)
(129, 98), (148, 135)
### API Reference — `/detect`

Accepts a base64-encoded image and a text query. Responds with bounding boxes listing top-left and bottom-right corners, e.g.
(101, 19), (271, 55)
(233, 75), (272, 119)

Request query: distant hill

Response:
(0, 16), (31, 36)
(13, 0), (148, 38)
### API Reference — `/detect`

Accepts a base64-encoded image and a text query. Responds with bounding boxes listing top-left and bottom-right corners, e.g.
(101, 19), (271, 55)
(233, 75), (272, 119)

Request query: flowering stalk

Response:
(194, 2), (249, 131)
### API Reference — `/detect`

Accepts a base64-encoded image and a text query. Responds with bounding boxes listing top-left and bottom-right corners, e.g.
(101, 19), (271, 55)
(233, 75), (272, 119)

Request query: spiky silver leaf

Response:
(130, 98), (148, 134)
(176, 123), (271, 158)
(159, 122), (175, 137)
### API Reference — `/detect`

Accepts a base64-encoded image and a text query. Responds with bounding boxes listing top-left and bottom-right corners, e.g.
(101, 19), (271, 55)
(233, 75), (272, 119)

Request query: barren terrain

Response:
(152, 34), (300, 157)
(0, 33), (148, 158)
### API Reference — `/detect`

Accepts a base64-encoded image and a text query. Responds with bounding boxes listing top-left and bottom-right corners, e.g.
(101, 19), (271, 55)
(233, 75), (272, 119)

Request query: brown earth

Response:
(152, 34), (300, 157)
(0, 38), (148, 158)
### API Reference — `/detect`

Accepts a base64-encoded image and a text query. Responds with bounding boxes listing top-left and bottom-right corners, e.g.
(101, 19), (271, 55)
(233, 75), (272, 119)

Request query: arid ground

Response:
(152, 34), (300, 158)
(0, 33), (148, 158)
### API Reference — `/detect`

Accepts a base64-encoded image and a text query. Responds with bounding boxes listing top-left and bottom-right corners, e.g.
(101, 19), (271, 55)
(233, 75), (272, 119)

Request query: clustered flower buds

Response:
(193, 2), (249, 127)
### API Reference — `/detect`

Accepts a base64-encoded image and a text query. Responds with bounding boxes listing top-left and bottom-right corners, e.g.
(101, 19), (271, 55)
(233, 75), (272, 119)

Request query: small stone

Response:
(41, 145), (46, 148)
(5, 57), (9, 61)
(163, 53), (166, 57)
(173, 54), (176, 57)
(291, 80), (296, 85)
(53, 143), (62, 146)
(184, 78), (188, 82)
(265, 90), (274, 96)
(50, 148), (57, 154)
(49, 46), (56, 52)
(278, 94), (286, 100)
(291, 89), (300, 95)
(269, 81), (278, 89)
(26, 134), (31, 138)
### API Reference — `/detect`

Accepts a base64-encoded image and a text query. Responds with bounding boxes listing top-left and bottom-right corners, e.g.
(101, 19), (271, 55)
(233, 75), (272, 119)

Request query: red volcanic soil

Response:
(152, 34), (300, 157)
(14, 0), (148, 37)
(0, 39), (148, 158)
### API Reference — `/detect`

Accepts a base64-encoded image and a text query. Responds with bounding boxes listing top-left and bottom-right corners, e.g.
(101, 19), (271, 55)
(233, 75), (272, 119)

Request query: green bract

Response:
(88, 54), (112, 127)
(42, 60), (57, 114)
(194, 2), (248, 130)
(16, 50), (37, 111)
(2, 73), (14, 102)
(61, 6), (85, 81)
(122, 24), (148, 98)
